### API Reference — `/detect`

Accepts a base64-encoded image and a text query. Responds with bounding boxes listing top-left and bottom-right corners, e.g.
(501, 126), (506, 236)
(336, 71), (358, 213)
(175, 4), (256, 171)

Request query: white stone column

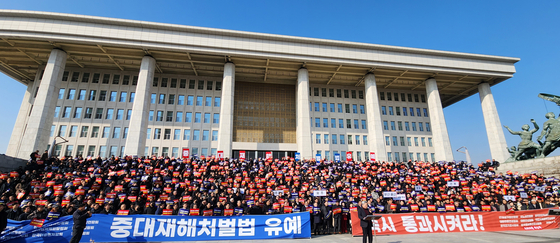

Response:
(296, 68), (313, 159)
(425, 78), (454, 161)
(6, 81), (35, 157)
(478, 82), (509, 162)
(364, 73), (387, 162)
(217, 62), (235, 158)
(18, 49), (67, 159)
(124, 55), (156, 156)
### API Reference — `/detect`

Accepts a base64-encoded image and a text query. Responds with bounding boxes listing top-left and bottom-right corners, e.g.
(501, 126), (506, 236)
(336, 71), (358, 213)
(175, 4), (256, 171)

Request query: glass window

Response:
(379, 92), (385, 100)
(91, 126), (99, 138)
(321, 88), (327, 97)
(160, 78), (167, 87)
(195, 112), (201, 123)
(423, 108), (429, 117)
(414, 94), (419, 102)
(67, 89), (75, 100)
(116, 109), (123, 120)
(322, 103), (327, 112)
(400, 137), (405, 146)
(426, 122), (431, 132)
(314, 102), (319, 112)
(346, 119), (352, 129)
(331, 118), (336, 128)
(156, 111), (163, 121)
(390, 121), (395, 130)
(180, 79), (187, 89)
(92, 73), (100, 83)
(106, 108), (114, 120)
(129, 92), (135, 102)
(196, 96), (203, 106)
(85, 108), (93, 119)
(152, 77), (158, 87)
(359, 90), (364, 99)
(112, 75), (120, 85)
(176, 112), (183, 122)
(109, 91), (117, 102)
(77, 89), (86, 100)
(168, 94), (175, 105)
(193, 130), (200, 140)
(337, 103), (343, 113)
(149, 110), (154, 121)
(68, 126), (77, 137)
(102, 127), (110, 138)
(123, 127), (128, 139)
(187, 95), (194, 105)
(212, 113), (219, 123)
(396, 107), (401, 116)
(166, 111), (173, 122)
(198, 80), (204, 90)
(352, 104), (357, 113)
(87, 146), (96, 156)
(389, 106), (394, 115)
(355, 135), (360, 145)
(73, 107), (82, 118)
(65, 145), (74, 157)
(340, 135), (345, 144)
(387, 92), (392, 101)
(337, 89), (342, 98)
(172, 147), (179, 158)
(186, 112), (192, 123)
(313, 88), (319, 96)
(383, 121), (388, 130)
(345, 104), (350, 113)
(98, 91), (107, 101)
(419, 122), (424, 131)
(205, 96), (211, 106)
(324, 134), (329, 144)
(174, 129), (181, 140)
(339, 119), (344, 128)
(62, 106), (71, 118)
(54, 106), (60, 118)
(178, 95), (185, 105)
(323, 118), (328, 128)
(215, 81), (222, 91)
(347, 135), (352, 145)
(344, 90), (349, 98)
(112, 127), (121, 139)
(204, 113), (210, 123)
(164, 129), (171, 139)
(394, 152), (400, 162)
(315, 134), (321, 144)
(405, 122), (410, 131)
(315, 118), (320, 127)
(329, 103), (335, 112)
(407, 137), (412, 146)
(351, 90), (356, 99)
(151, 147), (159, 156)
(381, 106), (386, 115)
(122, 75), (130, 85)
(202, 130), (209, 141)
(385, 136), (390, 146)
(188, 80), (195, 89)
(428, 138), (433, 147)
(363, 135), (368, 145)
(416, 108), (421, 116)
(354, 119), (359, 129)
(146, 128), (151, 139)
(422, 137), (426, 147)
(119, 92), (127, 102)
(207, 81), (213, 90)
(360, 105), (365, 114)
(154, 128), (161, 139)
(393, 136), (398, 146)
(214, 97), (221, 107)
(394, 92), (399, 101)
(159, 94), (165, 104)
(81, 73), (90, 83)
(150, 93), (156, 104)
(398, 121), (403, 131)
(329, 89), (334, 97)
(88, 90), (96, 101)
(410, 107), (414, 116)
(212, 130), (218, 141)
(412, 122), (417, 131)
(126, 109), (132, 120)
(332, 134), (337, 144)
(403, 107), (408, 116)
(183, 130), (190, 140)
(414, 137), (419, 146)
(421, 94), (426, 103)
(361, 120), (367, 129)
(80, 126), (88, 137)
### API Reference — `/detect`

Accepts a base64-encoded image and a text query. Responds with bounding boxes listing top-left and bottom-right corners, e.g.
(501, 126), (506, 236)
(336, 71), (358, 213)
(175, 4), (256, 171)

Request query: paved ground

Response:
(107, 228), (560, 243)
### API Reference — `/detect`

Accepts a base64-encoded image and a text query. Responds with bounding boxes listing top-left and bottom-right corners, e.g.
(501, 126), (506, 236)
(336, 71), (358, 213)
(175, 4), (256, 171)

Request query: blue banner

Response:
(1, 213), (311, 243)
(295, 153), (301, 161)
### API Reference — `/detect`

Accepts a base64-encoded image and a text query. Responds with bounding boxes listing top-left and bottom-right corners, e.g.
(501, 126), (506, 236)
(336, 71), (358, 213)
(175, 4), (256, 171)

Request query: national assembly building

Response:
(0, 10), (519, 163)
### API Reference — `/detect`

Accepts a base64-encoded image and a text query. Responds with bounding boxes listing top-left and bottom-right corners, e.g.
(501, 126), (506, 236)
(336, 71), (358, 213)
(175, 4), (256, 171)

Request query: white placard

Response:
(503, 195), (516, 201)
(534, 186), (546, 192)
(313, 190), (327, 197)
(395, 194), (406, 201)
(520, 192), (528, 198)
(415, 185), (423, 191)
(447, 181), (459, 187)
(273, 190), (284, 196)
(383, 191), (397, 198)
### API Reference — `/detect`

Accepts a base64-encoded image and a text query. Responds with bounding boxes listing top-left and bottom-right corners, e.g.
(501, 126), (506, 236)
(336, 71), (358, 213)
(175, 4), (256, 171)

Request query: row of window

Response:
(57, 89), (136, 102)
(150, 94), (221, 107)
(50, 144), (216, 159)
(149, 111), (220, 124)
(59, 71), (138, 85)
(146, 128), (218, 141)
(310, 87), (364, 99)
(58, 71), (223, 91)
(312, 118), (367, 129)
(383, 121), (431, 132)
(380, 92), (426, 103)
(314, 150), (368, 161)
(310, 102), (365, 114)
(384, 136), (433, 147)
(314, 134), (368, 145)
(387, 152), (435, 163)
(382, 106), (428, 117)
(52, 125), (128, 139)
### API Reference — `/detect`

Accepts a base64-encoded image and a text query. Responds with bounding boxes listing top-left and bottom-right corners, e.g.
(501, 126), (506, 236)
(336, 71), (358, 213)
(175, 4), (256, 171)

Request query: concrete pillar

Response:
(478, 82), (509, 162)
(296, 68), (313, 159)
(217, 62), (235, 158)
(6, 81), (35, 157)
(124, 55), (156, 156)
(364, 73), (387, 162)
(425, 78), (454, 161)
(17, 49), (67, 159)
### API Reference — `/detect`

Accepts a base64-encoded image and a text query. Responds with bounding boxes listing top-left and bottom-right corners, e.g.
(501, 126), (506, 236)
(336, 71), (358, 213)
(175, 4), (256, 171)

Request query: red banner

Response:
(350, 208), (559, 236)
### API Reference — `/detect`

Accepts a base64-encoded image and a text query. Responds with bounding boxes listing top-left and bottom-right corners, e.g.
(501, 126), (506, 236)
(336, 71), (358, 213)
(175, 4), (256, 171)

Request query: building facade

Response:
(0, 10), (518, 162)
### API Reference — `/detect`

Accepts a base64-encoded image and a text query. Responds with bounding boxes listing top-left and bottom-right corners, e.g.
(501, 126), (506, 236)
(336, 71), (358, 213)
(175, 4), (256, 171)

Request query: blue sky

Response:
(0, 0), (559, 163)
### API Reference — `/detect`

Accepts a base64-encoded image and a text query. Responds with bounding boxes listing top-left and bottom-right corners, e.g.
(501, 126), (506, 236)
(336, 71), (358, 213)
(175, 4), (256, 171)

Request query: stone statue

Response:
(504, 119), (541, 162)
(537, 112), (560, 157)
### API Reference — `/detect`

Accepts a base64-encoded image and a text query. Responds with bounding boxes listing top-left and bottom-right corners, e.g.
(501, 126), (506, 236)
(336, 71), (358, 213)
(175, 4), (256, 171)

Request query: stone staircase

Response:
(0, 154), (27, 172)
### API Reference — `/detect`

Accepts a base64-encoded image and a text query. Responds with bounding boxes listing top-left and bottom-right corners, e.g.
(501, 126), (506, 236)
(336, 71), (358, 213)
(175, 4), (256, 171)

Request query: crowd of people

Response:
(0, 154), (559, 235)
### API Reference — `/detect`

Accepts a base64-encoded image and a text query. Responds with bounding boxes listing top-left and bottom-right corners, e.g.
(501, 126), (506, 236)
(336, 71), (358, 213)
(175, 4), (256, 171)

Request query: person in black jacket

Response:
(70, 204), (92, 243)
(27, 205), (48, 220)
(0, 203), (7, 234)
(357, 201), (373, 243)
